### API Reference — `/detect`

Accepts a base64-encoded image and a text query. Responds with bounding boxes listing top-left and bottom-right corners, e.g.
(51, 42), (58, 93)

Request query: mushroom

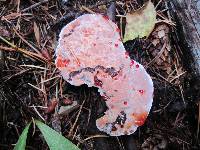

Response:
(55, 14), (154, 136)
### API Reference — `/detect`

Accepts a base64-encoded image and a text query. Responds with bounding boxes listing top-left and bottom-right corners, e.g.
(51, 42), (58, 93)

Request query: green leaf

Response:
(123, 1), (156, 42)
(35, 120), (80, 150)
(14, 122), (31, 150)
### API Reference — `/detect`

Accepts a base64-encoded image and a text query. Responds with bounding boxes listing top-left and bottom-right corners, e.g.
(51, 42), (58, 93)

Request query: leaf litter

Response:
(0, 0), (199, 150)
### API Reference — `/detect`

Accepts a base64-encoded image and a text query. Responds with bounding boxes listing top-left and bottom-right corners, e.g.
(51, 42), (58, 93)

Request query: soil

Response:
(0, 0), (199, 150)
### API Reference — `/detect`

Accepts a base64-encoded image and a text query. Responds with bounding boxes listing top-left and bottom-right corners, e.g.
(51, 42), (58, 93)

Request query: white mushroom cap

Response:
(56, 14), (154, 136)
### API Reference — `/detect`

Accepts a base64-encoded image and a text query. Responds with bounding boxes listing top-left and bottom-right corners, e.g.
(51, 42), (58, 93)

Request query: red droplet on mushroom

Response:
(138, 90), (144, 94)
(112, 126), (117, 131)
(130, 60), (135, 67)
(116, 28), (120, 32)
(136, 64), (139, 68)
(94, 76), (103, 87)
(124, 101), (128, 105)
(63, 59), (70, 65)
(102, 15), (109, 21)
(55, 14), (154, 136)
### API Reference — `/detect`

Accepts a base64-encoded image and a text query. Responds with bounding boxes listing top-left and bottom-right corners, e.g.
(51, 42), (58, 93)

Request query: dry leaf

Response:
(33, 22), (40, 46)
(123, 1), (156, 42)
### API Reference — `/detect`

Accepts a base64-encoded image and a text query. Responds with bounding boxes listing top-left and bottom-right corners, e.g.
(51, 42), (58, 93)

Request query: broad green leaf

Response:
(35, 120), (80, 150)
(123, 1), (156, 42)
(14, 122), (31, 150)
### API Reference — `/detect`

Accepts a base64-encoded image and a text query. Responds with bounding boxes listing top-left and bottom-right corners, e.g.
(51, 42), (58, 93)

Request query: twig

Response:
(81, 6), (95, 13)
(13, 28), (42, 55)
(28, 83), (46, 94)
(32, 105), (45, 121)
(21, 0), (48, 12)
(68, 98), (86, 137)
(20, 65), (49, 70)
(83, 135), (109, 142)
(39, 75), (60, 84)
(155, 0), (163, 10)
(0, 35), (48, 63)
(146, 42), (167, 68)
(169, 71), (186, 83)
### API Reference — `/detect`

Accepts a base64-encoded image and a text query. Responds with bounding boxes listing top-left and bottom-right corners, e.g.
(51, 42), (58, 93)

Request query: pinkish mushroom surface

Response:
(55, 14), (154, 136)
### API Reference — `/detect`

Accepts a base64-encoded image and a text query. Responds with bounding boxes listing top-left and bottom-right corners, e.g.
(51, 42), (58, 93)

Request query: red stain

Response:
(136, 64), (139, 68)
(102, 15), (109, 21)
(134, 112), (148, 126)
(138, 90), (144, 94)
(130, 60), (135, 68)
(94, 76), (103, 87)
(63, 59), (70, 65)
(111, 126), (117, 131)
(76, 59), (81, 66)
(93, 43), (96, 46)
(115, 43), (118, 47)
(125, 51), (129, 58)
(56, 57), (70, 67)
(116, 28), (120, 33)
(124, 101), (128, 105)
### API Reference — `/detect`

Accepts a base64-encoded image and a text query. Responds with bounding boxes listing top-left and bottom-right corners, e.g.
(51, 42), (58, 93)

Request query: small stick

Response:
(68, 99), (86, 137)
(13, 28), (42, 55)
(81, 6), (95, 14)
(0, 35), (48, 63)
(21, 0), (48, 13)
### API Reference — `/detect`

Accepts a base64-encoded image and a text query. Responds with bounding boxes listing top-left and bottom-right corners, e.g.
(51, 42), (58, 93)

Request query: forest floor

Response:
(0, 0), (199, 150)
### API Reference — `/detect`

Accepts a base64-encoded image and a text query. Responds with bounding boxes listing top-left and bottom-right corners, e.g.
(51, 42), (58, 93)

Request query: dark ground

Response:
(0, 0), (200, 150)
